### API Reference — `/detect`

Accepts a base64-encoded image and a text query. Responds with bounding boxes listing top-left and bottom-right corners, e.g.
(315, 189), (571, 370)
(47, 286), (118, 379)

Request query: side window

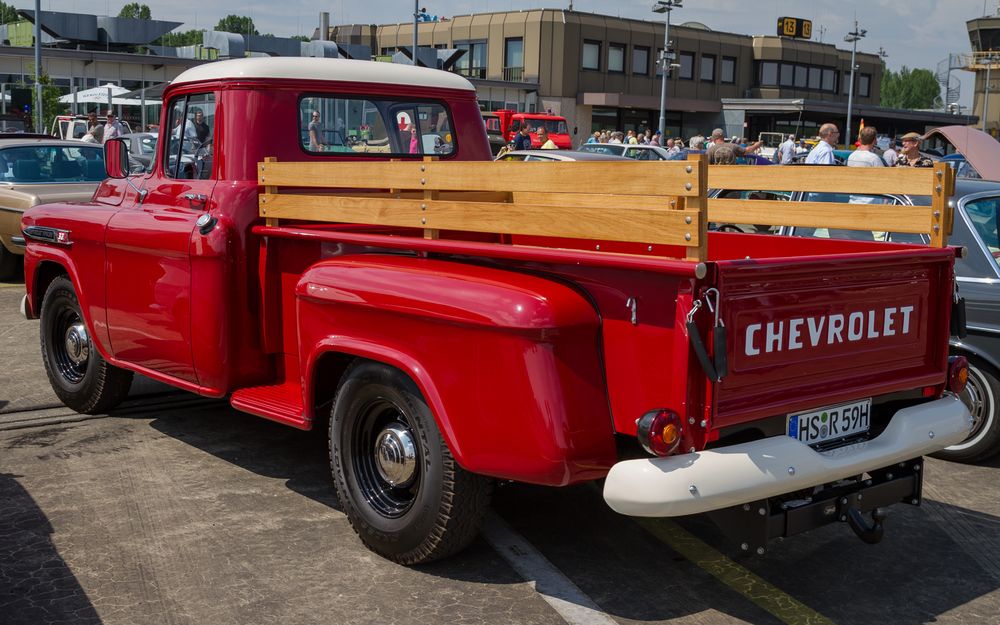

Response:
(164, 92), (216, 180)
(299, 95), (455, 157)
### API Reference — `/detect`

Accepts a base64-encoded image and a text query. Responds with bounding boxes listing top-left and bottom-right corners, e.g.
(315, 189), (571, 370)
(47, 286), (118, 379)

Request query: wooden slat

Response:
(708, 199), (935, 234)
(514, 192), (677, 210)
(258, 160), (702, 197)
(685, 155), (709, 262)
(259, 193), (702, 246)
(708, 165), (935, 195)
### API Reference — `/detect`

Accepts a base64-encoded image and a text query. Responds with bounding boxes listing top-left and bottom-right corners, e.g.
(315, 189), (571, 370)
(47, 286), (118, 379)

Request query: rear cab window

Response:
(299, 95), (455, 157)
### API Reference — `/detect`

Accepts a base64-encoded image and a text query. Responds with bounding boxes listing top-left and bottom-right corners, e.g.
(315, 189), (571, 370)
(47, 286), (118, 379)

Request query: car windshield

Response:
(965, 197), (1000, 267)
(578, 144), (624, 156)
(0, 145), (106, 182)
(136, 135), (157, 154)
(526, 119), (568, 134)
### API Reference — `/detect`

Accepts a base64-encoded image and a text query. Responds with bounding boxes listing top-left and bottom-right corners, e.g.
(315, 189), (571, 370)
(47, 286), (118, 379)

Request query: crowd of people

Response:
(80, 109), (124, 145)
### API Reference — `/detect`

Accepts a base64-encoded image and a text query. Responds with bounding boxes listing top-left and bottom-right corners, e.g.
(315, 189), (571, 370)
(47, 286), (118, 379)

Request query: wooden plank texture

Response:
(708, 165), (936, 195)
(708, 199), (934, 233)
(259, 193), (702, 246)
(258, 160), (702, 196)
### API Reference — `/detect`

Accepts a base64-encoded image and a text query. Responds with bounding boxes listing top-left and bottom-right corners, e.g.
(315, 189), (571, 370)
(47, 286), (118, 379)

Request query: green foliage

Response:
(0, 1), (17, 24)
(117, 2), (151, 19)
(880, 66), (942, 109)
(154, 29), (204, 47)
(22, 65), (67, 133)
(215, 15), (258, 36)
(291, 35), (311, 42)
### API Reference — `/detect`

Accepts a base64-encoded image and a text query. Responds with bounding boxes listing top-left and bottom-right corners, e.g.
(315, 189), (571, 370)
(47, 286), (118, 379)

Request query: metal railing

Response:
(502, 67), (524, 82)
(456, 67), (487, 79)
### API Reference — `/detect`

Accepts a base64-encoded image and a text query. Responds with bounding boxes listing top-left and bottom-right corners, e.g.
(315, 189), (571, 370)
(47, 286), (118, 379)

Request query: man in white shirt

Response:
(882, 139), (898, 166)
(804, 123), (839, 165)
(847, 126), (884, 167)
(102, 110), (124, 144)
(778, 134), (796, 164)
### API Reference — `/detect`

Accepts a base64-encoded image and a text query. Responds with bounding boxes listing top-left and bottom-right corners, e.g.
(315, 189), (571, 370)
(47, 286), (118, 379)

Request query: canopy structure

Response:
(923, 125), (1000, 182)
(58, 83), (160, 106)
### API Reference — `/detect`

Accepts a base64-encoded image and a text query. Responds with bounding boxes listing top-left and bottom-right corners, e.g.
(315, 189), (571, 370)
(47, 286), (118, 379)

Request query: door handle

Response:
(183, 193), (207, 208)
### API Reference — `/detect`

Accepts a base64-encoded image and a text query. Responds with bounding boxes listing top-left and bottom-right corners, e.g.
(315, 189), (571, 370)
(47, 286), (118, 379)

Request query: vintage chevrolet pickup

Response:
(20, 57), (973, 564)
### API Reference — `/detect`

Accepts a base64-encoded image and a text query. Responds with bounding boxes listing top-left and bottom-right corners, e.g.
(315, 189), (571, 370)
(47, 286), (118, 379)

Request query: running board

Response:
(230, 382), (309, 430)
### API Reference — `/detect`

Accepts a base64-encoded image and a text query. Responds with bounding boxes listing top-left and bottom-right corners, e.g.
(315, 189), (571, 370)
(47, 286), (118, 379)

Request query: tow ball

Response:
(842, 504), (887, 544)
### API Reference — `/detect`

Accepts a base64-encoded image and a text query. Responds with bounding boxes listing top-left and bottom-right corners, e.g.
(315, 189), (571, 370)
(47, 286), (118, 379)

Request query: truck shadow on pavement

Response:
(0, 473), (102, 625)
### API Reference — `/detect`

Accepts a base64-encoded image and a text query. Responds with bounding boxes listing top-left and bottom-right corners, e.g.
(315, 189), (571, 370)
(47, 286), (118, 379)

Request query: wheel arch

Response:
(950, 338), (1000, 375)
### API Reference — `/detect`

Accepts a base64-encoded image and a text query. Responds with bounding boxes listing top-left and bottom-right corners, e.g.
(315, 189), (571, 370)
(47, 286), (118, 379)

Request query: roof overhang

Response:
(721, 98), (979, 125)
(579, 92), (721, 113)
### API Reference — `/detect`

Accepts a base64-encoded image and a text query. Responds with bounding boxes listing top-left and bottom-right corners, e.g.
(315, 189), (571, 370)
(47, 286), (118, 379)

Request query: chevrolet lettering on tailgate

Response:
(743, 305), (915, 356)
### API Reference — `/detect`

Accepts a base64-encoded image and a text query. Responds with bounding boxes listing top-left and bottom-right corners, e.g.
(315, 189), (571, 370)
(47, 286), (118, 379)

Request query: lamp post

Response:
(33, 0), (42, 132)
(844, 20), (866, 148)
(653, 0), (682, 139)
(413, 1), (419, 65)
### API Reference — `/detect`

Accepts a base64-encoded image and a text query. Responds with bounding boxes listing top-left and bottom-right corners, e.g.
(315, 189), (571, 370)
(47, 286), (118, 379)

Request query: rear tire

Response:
(329, 361), (492, 564)
(0, 245), (19, 281)
(932, 358), (1000, 463)
(40, 276), (133, 414)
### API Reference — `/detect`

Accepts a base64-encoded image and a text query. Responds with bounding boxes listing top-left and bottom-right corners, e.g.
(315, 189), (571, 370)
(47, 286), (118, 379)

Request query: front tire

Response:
(932, 358), (1000, 463)
(0, 245), (19, 281)
(329, 361), (492, 564)
(40, 276), (133, 414)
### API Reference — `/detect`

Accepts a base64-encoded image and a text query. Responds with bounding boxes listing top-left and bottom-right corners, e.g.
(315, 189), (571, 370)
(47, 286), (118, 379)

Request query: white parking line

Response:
(482, 513), (619, 625)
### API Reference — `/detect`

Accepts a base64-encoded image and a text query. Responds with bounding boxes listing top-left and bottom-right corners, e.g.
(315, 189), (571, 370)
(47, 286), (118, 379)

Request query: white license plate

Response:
(787, 399), (871, 445)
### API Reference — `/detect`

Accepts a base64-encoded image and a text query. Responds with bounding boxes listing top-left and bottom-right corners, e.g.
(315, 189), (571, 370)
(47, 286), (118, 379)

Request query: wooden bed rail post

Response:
(685, 154), (708, 262)
(931, 161), (956, 247)
(423, 156), (439, 240)
(261, 156), (279, 227)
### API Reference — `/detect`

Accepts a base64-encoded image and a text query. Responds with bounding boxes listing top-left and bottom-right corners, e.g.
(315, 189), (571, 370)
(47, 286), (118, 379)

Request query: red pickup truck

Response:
(485, 108), (572, 149)
(20, 57), (972, 564)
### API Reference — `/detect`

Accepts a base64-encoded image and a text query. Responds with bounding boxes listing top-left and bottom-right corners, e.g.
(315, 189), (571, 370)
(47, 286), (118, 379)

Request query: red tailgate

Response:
(712, 248), (956, 429)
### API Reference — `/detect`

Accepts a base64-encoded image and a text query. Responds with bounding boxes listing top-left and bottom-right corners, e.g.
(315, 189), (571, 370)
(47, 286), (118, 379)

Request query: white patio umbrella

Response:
(58, 83), (137, 106)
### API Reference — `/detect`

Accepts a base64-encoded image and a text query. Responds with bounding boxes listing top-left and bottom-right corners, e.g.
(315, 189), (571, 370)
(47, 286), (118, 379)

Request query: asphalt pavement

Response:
(2, 280), (999, 625)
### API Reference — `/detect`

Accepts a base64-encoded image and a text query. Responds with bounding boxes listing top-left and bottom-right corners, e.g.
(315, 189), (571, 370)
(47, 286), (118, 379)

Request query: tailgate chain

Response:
(686, 289), (729, 383)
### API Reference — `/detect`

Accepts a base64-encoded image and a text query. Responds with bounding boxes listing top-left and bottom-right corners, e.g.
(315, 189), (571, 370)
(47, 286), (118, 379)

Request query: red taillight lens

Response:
(637, 409), (683, 457)
(948, 355), (969, 394)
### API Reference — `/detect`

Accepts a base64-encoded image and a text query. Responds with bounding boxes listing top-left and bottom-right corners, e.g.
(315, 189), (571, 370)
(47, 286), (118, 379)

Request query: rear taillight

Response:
(636, 409), (683, 457)
(948, 356), (969, 394)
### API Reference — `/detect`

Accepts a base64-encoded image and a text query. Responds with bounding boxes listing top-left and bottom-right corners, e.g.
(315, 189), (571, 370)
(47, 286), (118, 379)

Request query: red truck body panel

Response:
(493, 109), (573, 149)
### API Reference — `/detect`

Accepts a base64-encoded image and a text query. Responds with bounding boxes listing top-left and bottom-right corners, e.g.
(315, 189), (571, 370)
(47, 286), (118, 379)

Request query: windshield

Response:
(577, 144), (624, 156)
(0, 145), (105, 183)
(525, 118), (568, 134)
(136, 134), (158, 154)
(483, 116), (501, 133)
(965, 197), (1000, 266)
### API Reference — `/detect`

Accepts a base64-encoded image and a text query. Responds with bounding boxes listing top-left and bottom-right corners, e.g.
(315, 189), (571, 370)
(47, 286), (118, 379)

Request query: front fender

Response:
(296, 254), (618, 486)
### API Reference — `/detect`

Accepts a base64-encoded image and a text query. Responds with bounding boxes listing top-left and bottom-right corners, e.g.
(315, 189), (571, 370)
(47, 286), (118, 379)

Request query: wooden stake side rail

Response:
(259, 156), (710, 261)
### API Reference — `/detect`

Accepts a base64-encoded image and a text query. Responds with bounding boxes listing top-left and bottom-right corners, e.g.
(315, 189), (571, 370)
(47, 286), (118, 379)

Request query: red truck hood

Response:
(710, 248), (955, 428)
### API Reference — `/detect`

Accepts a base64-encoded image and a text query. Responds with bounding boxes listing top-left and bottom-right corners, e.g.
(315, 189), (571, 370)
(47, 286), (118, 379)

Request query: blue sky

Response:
(18, 0), (996, 107)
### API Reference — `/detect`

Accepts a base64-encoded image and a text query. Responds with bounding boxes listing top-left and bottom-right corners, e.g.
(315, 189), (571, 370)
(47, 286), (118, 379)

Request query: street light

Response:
(844, 20), (866, 147)
(653, 0), (682, 139)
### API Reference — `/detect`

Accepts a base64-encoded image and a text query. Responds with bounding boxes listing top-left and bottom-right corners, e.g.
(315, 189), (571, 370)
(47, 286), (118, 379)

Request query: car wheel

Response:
(329, 361), (492, 564)
(40, 276), (133, 414)
(0, 245), (19, 280)
(932, 358), (1000, 463)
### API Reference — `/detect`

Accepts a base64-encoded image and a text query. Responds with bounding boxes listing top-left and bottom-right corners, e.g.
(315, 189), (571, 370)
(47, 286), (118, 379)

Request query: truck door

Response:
(104, 92), (217, 384)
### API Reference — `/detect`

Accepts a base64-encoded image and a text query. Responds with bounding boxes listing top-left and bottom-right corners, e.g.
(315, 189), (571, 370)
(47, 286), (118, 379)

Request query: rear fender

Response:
(296, 255), (618, 486)
(950, 337), (1000, 373)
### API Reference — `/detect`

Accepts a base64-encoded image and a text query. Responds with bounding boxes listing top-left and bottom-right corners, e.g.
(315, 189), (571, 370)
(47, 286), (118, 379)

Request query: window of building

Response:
(583, 40), (601, 70)
(608, 43), (625, 73)
(678, 52), (694, 79)
(164, 92), (216, 181)
(503, 37), (524, 81)
(859, 74), (871, 97)
(700, 54), (716, 82)
(807, 67), (821, 90)
(454, 40), (487, 79)
(721, 56), (736, 83)
(298, 95), (455, 158)
(760, 61), (778, 86)
(633, 46), (649, 75)
(780, 63), (794, 87)
(822, 68), (835, 91)
(794, 65), (807, 88)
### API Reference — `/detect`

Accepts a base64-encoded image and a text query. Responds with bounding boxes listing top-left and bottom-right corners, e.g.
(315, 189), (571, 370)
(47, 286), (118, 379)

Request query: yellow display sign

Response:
(777, 17), (812, 39)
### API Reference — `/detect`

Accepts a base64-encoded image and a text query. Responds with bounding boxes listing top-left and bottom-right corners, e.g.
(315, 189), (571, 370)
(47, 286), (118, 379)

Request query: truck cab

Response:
(493, 109), (572, 149)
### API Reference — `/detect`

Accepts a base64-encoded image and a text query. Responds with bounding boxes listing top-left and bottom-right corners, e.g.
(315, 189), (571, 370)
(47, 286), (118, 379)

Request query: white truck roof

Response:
(171, 57), (476, 92)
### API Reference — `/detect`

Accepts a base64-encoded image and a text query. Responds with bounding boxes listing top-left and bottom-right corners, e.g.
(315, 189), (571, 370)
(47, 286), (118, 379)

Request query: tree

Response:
(880, 66), (942, 110)
(291, 35), (311, 43)
(0, 1), (18, 24)
(22, 65), (67, 133)
(117, 2), (151, 20)
(154, 29), (204, 47)
(215, 15), (258, 36)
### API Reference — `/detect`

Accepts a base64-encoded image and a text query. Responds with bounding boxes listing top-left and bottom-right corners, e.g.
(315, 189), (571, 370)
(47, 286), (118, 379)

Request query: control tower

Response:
(966, 11), (1000, 135)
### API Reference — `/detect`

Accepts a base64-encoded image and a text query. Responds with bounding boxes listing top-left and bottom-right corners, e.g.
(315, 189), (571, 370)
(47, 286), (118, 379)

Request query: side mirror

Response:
(104, 138), (129, 179)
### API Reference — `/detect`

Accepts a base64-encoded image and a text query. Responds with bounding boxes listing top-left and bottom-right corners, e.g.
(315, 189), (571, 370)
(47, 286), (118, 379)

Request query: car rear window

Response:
(0, 145), (105, 182)
(299, 95), (455, 157)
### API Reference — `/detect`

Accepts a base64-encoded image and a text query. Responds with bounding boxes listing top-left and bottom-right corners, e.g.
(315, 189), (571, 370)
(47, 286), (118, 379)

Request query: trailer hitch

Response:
(843, 505), (887, 544)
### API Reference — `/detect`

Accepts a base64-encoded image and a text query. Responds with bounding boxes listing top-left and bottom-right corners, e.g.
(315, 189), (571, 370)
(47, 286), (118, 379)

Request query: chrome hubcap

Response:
(64, 322), (90, 367)
(374, 424), (417, 487)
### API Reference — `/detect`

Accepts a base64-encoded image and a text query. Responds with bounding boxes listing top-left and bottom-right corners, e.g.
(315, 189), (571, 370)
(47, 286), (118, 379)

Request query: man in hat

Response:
(895, 132), (933, 167)
(706, 128), (761, 164)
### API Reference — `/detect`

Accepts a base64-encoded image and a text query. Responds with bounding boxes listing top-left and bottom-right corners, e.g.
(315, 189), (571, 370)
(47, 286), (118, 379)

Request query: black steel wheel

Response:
(40, 276), (133, 414)
(329, 361), (492, 564)
(0, 245), (19, 281)
(933, 358), (1000, 463)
